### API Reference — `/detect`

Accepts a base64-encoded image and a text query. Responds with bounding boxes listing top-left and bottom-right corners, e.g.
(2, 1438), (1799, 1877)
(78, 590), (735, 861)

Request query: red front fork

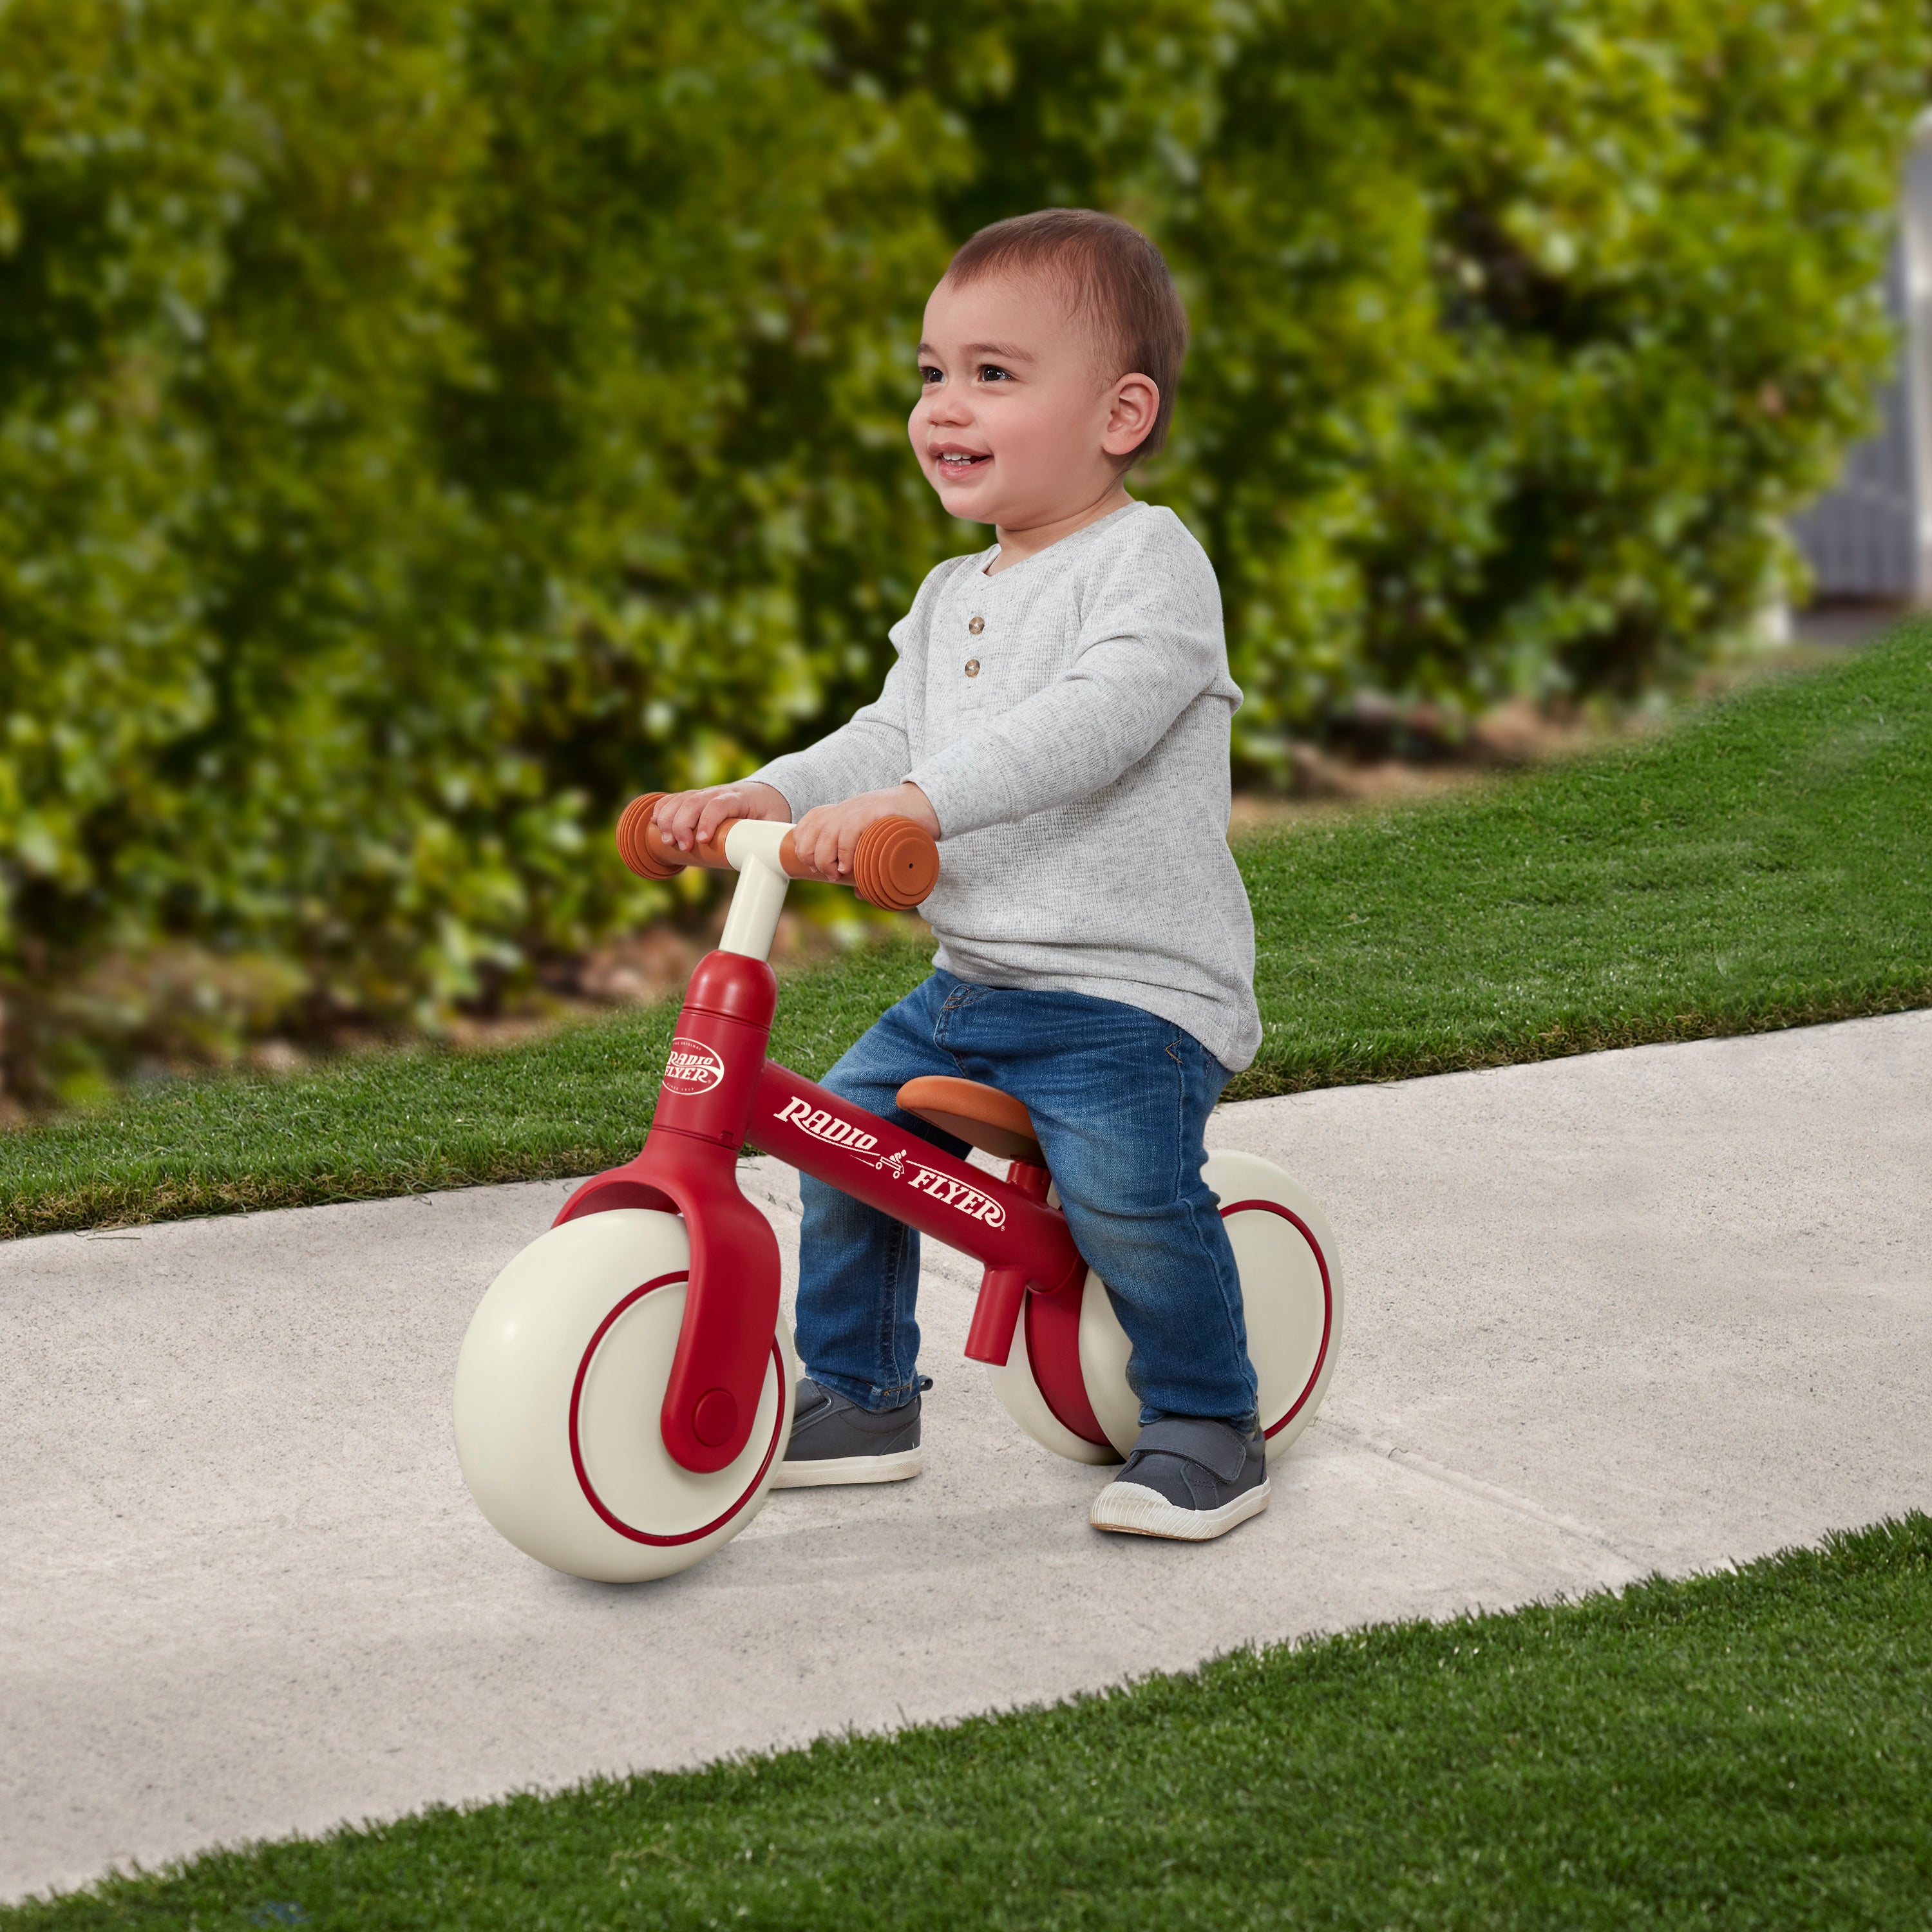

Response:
(556, 952), (784, 1474)
(557, 950), (1103, 1471)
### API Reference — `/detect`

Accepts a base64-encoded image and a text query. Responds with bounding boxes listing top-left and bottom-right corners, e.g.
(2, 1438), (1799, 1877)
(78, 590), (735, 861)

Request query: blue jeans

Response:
(793, 971), (1258, 1428)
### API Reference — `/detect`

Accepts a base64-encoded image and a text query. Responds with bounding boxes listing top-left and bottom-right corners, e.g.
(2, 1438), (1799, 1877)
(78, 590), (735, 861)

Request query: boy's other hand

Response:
(652, 781), (791, 854)
(792, 784), (940, 883)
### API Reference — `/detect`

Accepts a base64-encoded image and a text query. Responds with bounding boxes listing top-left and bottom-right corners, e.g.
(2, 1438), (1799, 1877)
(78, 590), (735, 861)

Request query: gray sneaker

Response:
(770, 1377), (923, 1489)
(1088, 1416), (1269, 1541)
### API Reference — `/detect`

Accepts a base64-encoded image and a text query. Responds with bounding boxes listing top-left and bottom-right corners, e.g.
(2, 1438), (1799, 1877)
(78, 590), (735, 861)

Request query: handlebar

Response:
(615, 793), (940, 913)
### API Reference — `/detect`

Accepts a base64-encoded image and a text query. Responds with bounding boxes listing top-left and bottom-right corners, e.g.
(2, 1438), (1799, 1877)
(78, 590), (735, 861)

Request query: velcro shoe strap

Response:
(1128, 1416), (1249, 1484)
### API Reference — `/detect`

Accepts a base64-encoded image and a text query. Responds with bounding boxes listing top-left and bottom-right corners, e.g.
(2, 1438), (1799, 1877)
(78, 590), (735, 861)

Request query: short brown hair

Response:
(943, 209), (1188, 467)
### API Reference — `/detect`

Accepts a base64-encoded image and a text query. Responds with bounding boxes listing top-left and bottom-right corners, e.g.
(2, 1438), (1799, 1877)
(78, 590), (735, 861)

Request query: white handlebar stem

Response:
(717, 819), (796, 960)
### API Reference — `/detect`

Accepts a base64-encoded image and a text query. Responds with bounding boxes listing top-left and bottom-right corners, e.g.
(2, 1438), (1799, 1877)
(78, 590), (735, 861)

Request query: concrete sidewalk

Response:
(3, 1011), (1928, 1903)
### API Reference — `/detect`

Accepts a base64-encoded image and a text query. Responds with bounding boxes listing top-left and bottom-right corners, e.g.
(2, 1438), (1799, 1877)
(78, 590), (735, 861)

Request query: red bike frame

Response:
(554, 951), (1099, 1475)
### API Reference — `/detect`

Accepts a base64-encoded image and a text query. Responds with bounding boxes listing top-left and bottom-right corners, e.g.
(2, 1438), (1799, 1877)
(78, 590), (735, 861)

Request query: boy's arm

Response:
(905, 563), (1229, 837)
(747, 631), (920, 822)
(656, 591), (936, 858)
(733, 654), (936, 880)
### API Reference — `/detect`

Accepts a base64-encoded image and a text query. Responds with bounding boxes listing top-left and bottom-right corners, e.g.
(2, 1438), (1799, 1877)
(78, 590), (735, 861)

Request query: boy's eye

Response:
(920, 365), (943, 385)
(978, 364), (1012, 383)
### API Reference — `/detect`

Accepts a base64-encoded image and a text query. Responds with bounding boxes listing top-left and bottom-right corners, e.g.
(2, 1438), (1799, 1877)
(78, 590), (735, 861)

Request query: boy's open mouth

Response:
(933, 450), (990, 471)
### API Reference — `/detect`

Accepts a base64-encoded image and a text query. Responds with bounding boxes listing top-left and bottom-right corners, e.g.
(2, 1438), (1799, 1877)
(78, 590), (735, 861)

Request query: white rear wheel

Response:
(983, 1283), (1119, 1466)
(454, 1209), (795, 1582)
(1214, 1149), (1343, 1457)
(991, 1150), (1343, 1465)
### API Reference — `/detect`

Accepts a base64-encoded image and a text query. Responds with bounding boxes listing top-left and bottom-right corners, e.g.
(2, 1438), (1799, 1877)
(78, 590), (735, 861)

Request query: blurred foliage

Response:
(0, 0), (1921, 1100)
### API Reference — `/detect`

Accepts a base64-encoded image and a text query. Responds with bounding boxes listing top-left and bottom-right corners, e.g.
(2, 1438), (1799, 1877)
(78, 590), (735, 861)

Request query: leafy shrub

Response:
(0, 0), (955, 1097)
(0, 0), (1920, 1099)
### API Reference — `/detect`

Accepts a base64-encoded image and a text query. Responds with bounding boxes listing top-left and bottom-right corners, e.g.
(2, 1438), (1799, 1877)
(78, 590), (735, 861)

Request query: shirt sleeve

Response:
(746, 558), (963, 815)
(905, 540), (1229, 838)
(747, 653), (914, 819)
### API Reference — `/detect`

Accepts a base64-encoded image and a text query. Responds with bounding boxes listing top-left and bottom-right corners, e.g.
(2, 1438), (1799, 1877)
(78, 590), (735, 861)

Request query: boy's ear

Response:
(1101, 373), (1160, 457)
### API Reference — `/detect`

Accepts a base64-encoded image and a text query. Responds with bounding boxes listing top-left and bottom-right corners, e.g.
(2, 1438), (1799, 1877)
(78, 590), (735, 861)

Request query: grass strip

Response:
(0, 943), (933, 1240)
(2, 629), (1927, 1238)
(8, 1514), (1930, 1929)
(1231, 624), (1932, 1096)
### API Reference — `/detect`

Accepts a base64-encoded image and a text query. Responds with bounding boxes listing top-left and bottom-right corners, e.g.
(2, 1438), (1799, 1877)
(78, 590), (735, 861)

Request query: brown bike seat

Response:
(896, 1075), (1045, 1168)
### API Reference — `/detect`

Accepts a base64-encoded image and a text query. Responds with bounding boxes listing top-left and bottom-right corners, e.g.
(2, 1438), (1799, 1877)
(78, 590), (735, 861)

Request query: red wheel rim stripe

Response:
(567, 1271), (788, 1545)
(1217, 1199), (1334, 1439)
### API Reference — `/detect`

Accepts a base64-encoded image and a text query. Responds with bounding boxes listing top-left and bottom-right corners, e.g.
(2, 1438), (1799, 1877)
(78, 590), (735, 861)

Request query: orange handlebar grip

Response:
(851, 816), (940, 911)
(616, 793), (741, 877)
(615, 795), (938, 907)
(615, 793), (682, 878)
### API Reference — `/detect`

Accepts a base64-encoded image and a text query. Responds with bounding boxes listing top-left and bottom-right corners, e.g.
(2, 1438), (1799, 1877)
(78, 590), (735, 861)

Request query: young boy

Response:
(652, 209), (1265, 1542)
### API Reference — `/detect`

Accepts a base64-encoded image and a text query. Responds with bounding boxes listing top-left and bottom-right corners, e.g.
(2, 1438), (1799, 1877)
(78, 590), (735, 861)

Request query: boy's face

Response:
(910, 270), (1157, 533)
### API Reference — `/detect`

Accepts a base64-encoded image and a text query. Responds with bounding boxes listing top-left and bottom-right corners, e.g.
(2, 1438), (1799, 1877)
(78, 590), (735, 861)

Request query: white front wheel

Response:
(453, 1209), (796, 1582)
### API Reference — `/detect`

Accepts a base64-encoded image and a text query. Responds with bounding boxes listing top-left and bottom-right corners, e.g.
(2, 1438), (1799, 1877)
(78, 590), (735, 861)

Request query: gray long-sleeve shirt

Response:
(751, 500), (1262, 1070)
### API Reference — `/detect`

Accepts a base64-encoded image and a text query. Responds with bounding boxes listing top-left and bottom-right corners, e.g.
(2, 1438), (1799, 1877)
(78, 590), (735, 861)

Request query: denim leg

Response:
(792, 973), (969, 1412)
(940, 988), (1257, 1428)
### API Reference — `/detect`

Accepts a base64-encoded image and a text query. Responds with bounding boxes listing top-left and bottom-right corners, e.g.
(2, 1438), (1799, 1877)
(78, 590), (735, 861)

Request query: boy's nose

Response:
(917, 389), (972, 428)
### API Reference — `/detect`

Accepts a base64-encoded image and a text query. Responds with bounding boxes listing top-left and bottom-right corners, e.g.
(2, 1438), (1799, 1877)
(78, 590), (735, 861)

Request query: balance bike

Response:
(453, 798), (1343, 1582)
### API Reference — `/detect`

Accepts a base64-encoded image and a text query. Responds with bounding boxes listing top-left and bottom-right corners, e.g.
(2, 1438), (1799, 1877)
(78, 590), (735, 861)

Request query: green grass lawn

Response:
(2, 627), (1927, 1238)
(7, 1515), (1928, 1929)
(1240, 631), (1930, 1090)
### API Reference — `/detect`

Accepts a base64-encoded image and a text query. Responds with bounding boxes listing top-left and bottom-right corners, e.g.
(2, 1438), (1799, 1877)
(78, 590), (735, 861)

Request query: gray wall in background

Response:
(1792, 124), (1932, 601)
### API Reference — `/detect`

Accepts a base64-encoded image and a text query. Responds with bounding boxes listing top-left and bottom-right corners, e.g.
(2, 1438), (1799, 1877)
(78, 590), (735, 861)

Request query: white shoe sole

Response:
(770, 1446), (923, 1490)
(1089, 1475), (1270, 1542)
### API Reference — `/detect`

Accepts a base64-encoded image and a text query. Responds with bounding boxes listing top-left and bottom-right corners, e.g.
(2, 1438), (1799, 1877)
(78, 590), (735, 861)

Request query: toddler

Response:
(654, 209), (1265, 1541)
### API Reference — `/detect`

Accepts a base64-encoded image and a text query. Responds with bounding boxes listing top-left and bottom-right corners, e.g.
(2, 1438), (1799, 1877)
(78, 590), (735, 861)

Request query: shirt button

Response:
(968, 615), (985, 636)
(964, 658), (980, 677)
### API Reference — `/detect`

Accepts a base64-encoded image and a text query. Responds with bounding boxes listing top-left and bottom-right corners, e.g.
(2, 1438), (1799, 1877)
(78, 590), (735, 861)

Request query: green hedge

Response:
(0, 0), (1920, 1099)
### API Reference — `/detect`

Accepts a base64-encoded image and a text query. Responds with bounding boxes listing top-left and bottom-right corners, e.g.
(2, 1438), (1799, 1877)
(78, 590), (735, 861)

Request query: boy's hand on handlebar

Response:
(792, 784), (940, 882)
(652, 781), (791, 853)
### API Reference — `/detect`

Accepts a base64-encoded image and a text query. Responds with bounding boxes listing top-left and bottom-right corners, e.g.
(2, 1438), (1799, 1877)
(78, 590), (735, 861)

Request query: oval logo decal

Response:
(662, 1036), (726, 1095)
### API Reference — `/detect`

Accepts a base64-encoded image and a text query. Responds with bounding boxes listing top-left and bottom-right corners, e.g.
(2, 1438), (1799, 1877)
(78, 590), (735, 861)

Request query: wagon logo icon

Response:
(661, 1036), (726, 1095)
